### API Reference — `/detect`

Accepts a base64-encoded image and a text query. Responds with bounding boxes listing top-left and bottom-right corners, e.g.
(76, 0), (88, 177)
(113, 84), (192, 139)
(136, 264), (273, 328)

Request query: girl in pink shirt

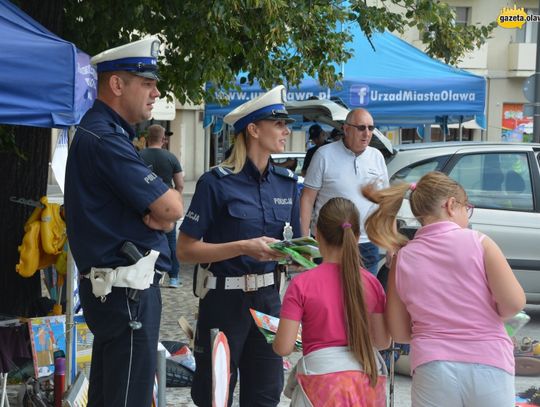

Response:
(273, 197), (390, 406)
(363, 171), (526, 407)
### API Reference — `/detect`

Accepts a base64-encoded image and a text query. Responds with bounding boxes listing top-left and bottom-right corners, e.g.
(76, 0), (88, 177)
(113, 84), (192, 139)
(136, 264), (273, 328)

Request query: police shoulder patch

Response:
(211, 166), (233, 178)
(108, 122), (129, 138)
(272, 165), (298, 181)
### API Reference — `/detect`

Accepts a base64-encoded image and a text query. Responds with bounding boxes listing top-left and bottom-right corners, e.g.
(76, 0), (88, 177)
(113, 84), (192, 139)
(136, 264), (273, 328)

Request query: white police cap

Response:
(91, 36), (161, 80)
(224, 85), (294, 133)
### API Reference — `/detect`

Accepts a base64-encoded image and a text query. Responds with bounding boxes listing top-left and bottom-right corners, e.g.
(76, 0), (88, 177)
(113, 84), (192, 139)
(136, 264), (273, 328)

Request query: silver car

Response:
(285, 98), (540, 303)
(386, 142), (540, 304)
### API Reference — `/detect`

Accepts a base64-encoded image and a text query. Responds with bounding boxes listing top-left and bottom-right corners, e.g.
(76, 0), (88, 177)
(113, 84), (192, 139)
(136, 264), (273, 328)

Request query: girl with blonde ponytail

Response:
(274, 197), (390, 406)
(363, 171), (525, 406)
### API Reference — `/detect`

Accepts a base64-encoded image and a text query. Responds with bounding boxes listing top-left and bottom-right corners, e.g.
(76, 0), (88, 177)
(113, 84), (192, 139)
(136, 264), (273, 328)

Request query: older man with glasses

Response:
(300, 108), (389, 275)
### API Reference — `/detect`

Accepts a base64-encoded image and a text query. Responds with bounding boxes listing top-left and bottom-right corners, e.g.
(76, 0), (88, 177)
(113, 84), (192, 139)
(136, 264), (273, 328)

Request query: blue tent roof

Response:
(205, 29), (486, 127)
(0, 0), (96, 128)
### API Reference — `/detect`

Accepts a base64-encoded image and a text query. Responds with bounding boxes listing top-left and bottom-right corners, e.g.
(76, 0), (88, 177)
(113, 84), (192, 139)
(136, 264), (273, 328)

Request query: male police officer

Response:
(65, 37), (183, 407)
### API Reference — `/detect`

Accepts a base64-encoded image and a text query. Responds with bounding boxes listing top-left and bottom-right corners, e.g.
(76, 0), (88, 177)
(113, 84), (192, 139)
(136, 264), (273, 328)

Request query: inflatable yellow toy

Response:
(40, 196), (67, 255)
(16, 197), (67, 278)
(16, 220), (41, 277)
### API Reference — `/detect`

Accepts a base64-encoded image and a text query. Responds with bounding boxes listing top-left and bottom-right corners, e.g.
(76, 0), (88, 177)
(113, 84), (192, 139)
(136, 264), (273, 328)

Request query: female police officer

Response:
(178, 85), (300, 406)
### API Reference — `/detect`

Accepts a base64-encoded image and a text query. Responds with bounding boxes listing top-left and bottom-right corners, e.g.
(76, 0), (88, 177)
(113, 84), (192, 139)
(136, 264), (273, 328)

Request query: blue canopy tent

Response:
(0, 0), (96, 387)
(205, 29), (486, 128)
(0, 0), (96, 128)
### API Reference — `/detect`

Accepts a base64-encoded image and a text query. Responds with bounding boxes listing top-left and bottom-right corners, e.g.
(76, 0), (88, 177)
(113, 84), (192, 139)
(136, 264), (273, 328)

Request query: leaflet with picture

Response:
(250, 308), (302, 351)
(269, 236), (320, 269)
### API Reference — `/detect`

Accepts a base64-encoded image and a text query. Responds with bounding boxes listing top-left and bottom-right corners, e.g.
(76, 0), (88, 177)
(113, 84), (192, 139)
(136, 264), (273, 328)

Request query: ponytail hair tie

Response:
(341, 222), (352, 229)
(409, 182), (417, 191)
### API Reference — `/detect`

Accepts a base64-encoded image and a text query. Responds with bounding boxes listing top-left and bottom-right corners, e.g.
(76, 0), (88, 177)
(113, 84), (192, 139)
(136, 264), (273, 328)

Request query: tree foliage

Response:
(351, 0), (497, 66)
(59, 0), (495, 104)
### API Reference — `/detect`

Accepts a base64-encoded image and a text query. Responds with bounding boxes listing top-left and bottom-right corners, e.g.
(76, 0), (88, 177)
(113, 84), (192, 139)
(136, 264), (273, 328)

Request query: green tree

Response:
(60, 0), (495, 104)
(2, 0), (494, 315)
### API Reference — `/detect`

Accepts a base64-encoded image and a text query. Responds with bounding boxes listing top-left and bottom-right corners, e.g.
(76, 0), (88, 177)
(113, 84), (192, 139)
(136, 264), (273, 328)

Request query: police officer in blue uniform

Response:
(64, 37), (183, 407)
(178, 85), (301, 406)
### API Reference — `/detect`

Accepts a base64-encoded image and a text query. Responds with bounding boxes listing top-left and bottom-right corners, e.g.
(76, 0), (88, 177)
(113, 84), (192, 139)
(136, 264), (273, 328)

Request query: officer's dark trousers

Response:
(191, 285), (283, 407)
(79, 278), (161, 407)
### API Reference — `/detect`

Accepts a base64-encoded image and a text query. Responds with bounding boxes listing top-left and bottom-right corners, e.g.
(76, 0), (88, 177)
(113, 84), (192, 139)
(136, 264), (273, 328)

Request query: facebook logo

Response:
(350, 85), (369, 106)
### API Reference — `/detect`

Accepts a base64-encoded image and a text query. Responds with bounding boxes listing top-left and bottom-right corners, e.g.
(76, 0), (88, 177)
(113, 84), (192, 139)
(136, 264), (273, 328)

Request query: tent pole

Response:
(64, 125), (77, 387)
(65, 245), (75, 387)
(62, 126), (78, 390)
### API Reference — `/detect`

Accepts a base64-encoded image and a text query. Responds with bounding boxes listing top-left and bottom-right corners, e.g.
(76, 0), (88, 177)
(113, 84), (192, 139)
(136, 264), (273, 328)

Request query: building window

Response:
(453, 7), (471, 26)
(516, 9), (538, 43)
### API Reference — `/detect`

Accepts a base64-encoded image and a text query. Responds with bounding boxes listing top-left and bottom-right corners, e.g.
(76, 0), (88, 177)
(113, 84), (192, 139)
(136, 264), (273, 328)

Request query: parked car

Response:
(283, 98), (540, 303)
(386, 142), (540, 304)
(271, 152), (306, 178)
(271, 152), (306, 193)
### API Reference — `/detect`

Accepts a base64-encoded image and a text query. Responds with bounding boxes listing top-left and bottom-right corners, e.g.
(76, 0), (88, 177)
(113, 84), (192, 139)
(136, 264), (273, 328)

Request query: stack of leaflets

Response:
(269, 236), (320, 269)
(249, 308), (302, 351)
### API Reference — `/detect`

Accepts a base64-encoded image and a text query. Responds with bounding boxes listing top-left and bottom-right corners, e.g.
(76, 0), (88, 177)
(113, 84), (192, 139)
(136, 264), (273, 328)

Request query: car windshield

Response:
(389, 155), (450, 184)
(271, 154), (305, 176)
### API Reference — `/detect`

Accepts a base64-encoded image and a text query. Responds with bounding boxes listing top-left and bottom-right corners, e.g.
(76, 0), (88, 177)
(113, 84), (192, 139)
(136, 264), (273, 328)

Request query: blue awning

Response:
(205, 29), (486, 128)
(0, 0), (96, 128)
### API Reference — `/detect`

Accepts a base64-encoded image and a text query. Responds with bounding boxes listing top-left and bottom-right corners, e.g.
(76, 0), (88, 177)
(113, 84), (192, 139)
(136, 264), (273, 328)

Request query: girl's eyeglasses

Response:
(464, 202), (475, 218)
(442, 200), (474, 218)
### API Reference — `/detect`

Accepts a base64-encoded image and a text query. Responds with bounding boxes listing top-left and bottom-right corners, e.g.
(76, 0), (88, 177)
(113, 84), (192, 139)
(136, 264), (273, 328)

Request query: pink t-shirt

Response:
(395, 221), (514, 374)
(280, 262), (386, 355)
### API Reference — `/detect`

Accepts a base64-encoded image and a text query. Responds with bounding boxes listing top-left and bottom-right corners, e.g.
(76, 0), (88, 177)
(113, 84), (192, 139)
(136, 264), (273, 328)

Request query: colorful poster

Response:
(27, 315), (66, 378)
(74, 315), (93, 379)
(249, 308), (302, 351)
(501, 103), (533, 142)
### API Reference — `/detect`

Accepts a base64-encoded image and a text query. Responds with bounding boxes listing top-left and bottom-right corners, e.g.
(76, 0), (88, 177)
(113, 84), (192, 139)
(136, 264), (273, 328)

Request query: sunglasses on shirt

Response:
(345, 123), (375, 132)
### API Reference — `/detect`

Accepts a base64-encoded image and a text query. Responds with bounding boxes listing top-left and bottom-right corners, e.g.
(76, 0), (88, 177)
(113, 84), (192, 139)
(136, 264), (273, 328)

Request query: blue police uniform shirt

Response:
(64, 99), (170, 273)
(180, 159), (301, 277)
